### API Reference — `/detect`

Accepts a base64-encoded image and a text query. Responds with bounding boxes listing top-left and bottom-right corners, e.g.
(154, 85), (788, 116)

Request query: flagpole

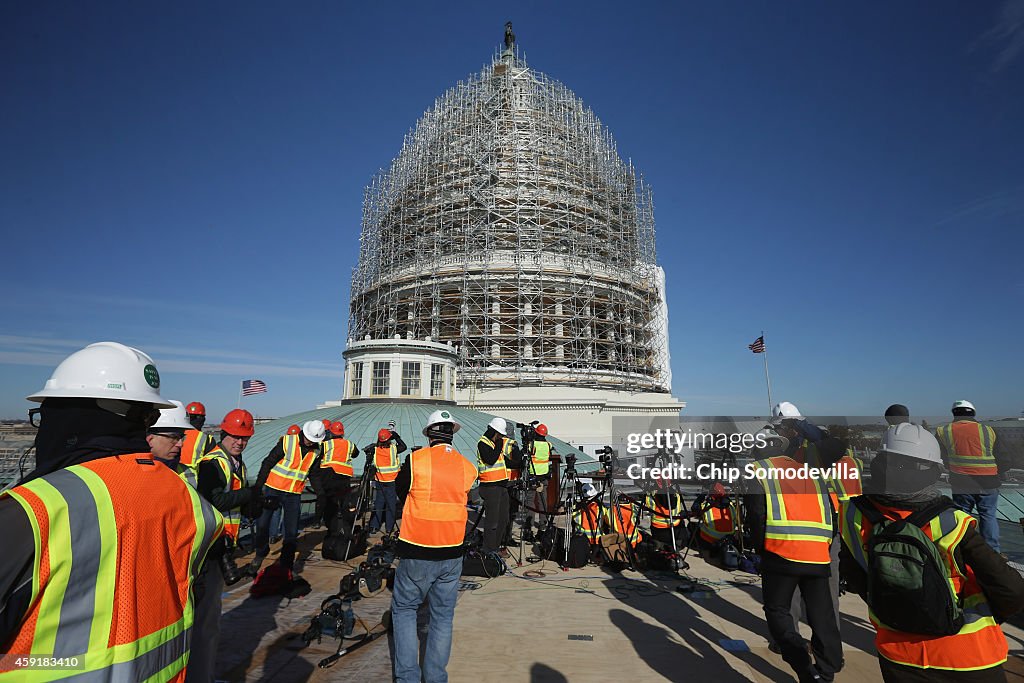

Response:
(761, 331), (773, 417)
(237, 380), (243, 409)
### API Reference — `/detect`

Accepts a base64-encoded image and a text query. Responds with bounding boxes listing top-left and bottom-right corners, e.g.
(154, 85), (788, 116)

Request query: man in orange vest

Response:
(251, 420), (326, 572)
(392, 409), (478, 683)
(841, 423), (1024, 682)
(476, 417), (521, 556)
(744, 430), (843, 682)
(936, 400), (1007, 553)
(0, 342), (222, 681)
(362, 425), (408, 536)
(179, 400), (215, 470)
(311, 421), (359, 530)
(147, 400), (198, 488)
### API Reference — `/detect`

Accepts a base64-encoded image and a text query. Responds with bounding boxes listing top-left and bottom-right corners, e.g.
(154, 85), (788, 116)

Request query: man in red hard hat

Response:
(311, 420), (359, 530)
(362, 424), (408, 537)
(179, 400), (215, 471)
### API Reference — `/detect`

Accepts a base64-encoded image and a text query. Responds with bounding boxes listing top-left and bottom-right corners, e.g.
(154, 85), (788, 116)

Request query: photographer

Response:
(476, 417), (520, 557)
(522, 422), (553, 540)
(363, 426), (408, 536)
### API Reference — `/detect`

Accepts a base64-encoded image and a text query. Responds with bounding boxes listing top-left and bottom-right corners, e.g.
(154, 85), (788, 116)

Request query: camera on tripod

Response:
(598, 446), (616, 473)
(516, 420), (539, 444)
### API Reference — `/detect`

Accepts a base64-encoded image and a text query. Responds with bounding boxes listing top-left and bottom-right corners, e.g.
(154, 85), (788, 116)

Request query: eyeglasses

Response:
(224, 434), (251, 442)
(28, 408), (41, 428)
(152, 432), (186, 443)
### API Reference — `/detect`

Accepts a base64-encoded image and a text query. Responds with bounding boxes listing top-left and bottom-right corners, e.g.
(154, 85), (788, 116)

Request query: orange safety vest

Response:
(476, 434), (511, 483)
(751, 455), (834, 564)
(398, 443), (478, 548)
(647, 493), (685, 529)
(936, 421), (998, 477)
(321, 438), (355, 477)
(700, 501), (737, 544)
(841, 500), (1007, 671)
(573, 501), (604, 544)
(0, 454), (222, 681)
(265, 435), (318, 494)
(197, 446), (247, 541)
(606, 502), (640, 547)
(827, 453), (863, 512)
(374, 443), (400, 483)
(179, 428), (214, 469)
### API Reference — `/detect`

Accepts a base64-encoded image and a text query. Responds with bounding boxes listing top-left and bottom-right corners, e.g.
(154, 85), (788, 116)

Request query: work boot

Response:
(247, 554), (267, 577)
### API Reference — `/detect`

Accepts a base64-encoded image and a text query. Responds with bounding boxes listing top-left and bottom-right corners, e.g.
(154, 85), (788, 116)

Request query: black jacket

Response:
(196, 447), (252, 512)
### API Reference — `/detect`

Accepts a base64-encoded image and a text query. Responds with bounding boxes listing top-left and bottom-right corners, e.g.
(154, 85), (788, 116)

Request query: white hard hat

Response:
(302, 420), (326, 443)
(952, 400), (975, 413)
(152, 400), (193, 430)
(423, 408), (461, 435)
(880, 423), (942, 464)
(27, 341), (174, 408)
(772, 401), (802, 419)
(581, 483), (598, 498)
(487, 417), (508, 436)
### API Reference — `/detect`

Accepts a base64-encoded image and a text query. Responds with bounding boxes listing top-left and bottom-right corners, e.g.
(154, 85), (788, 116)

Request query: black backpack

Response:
(853, 496), (965, 636)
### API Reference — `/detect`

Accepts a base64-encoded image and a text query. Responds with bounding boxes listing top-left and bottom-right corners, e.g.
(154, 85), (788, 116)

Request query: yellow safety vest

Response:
(197, 446), (248, 541)
(477, 435), (511, 483)
(265, 435), (318, 494)
(751, 455), (834, 564)
(936, 422), (998, 477)
(321, 438), (355, 477)
(531, 441), (551, 477)
(573, 501), (604, 544)
(646, 493), (685, 529)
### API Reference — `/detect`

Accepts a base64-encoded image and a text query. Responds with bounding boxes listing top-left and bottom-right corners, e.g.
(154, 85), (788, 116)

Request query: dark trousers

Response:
(369, 480), (397, 533)
(762, 571), (843, 683)
(322, 476), (352, 528)
(879, 658), (1006, 682)
(186, 560), (225, 682)
(254, 488), (302, 568)
(479, 484), (510, 552)
(651, 524), (688, 549)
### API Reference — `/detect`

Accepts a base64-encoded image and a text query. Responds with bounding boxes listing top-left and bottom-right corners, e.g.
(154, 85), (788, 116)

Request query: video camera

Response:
(516, 420), (540, 444)
(598, 445), (616, 474)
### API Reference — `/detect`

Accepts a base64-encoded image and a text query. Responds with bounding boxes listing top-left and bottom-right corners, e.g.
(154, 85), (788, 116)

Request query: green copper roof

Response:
(239, 401), (595, 477)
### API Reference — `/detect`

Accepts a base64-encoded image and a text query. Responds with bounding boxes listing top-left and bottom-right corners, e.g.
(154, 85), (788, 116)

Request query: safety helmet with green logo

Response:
(423, 409), (461, 435)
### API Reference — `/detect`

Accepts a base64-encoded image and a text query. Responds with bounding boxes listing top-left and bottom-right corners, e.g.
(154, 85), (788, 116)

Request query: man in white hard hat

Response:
(475, 416), (521, 557)
(147, 399), (199, 487)
(841, 423), (1024, 681)
(935, 400), (1007, 553)
(251, 419), (326, 573)
(0, 342), (222, 678)
(392, 409), (478, 683)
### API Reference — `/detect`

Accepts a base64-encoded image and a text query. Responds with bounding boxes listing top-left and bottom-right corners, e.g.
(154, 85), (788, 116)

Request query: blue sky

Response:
(2, 2), (1022, 421)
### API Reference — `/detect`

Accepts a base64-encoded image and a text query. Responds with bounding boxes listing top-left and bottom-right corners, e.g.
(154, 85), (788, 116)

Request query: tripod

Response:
(559, 456), (582, 569)
(344, 461), (376, 561)
(603, 459), (642, 571)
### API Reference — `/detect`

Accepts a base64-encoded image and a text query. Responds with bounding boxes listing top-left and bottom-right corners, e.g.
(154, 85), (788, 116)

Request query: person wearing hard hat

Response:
(840, 423), (1024, 682)
(476, 417), (522, 557)
(771, 401), (827, 462)
(574, 483), (605, 548)
(180, 400), (215, 471)
(193, 408), (261, 682)
(250, 419), (326, 573)
(311, 421), (359, 530)
(0, 342), (223, 679)
(522, 422), (554, 541)
(148, 399), (200, 488)
(743, 427), (842, 682)
(935, 400), (1008, 554)
(362, 425), (409, 537)
(391, 409), (478, 683)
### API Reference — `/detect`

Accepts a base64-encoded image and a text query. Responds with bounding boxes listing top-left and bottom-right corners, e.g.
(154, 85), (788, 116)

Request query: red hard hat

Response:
(287, 424), (301, 435)
(186, 401), (206, 416)
(711, 482), (727, 499)
(221, 409), (254, 437)
(378, 428), (392, 442)
(321, 418), (332, 429)
(535, 423), (548, 437)
(330, 421), (344, 436)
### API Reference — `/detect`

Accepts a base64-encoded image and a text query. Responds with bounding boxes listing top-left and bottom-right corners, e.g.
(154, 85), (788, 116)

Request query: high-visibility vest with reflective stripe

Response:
(197, 446), (248, 541)
(531, 441), (551, 477)
(826, 453), (863, 511)
(0, 454), (222, 682)
(399, 444), (478, 548)
(606, 503), (639, 547)
(476, 435), (511, 483)
(752, 456), (834, 564)
(179, 429), (214, 469)
(646, 493), (685, 529)
(700, 501), (738, 544)
(374, 443), (400, 482)
(573, 501), (604, 544)
(321, 438), (355, 477)
(936, 422), (998, 477)
(177, 462), (198, 489)
(265, 435), (318, 494)
(840, 498), (1007, 670)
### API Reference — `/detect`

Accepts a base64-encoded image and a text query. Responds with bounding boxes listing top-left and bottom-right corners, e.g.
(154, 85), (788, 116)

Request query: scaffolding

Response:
(349, 43), (671, 394)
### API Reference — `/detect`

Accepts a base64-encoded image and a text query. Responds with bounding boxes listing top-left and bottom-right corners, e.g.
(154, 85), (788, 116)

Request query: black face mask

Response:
(21, 398), (150, 485)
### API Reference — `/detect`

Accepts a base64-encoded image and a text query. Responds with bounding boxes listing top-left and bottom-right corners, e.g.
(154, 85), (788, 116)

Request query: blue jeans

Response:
(391, 557), (462, 683)
(254, 487), (302, 558)
(369, 481), (397, 533)
(953, 489), (1001, 552)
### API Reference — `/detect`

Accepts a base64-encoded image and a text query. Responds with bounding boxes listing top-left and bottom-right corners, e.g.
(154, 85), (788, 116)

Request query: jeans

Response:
(369, 481), (397, 533)
(952, 490), (1001, 552)
(391, 557), (463, 683)
(763, 572), (843, 682)
(254, 487), (302, 567)
(268, 506), (284, 539)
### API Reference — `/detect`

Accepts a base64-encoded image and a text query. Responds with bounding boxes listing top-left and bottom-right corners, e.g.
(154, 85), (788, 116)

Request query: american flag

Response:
(748, 336), (765, 354)
(241, 379), (267, 396)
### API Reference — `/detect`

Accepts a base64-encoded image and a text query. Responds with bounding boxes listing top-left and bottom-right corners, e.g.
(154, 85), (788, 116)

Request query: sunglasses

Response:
(152, 432), (186, 443)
